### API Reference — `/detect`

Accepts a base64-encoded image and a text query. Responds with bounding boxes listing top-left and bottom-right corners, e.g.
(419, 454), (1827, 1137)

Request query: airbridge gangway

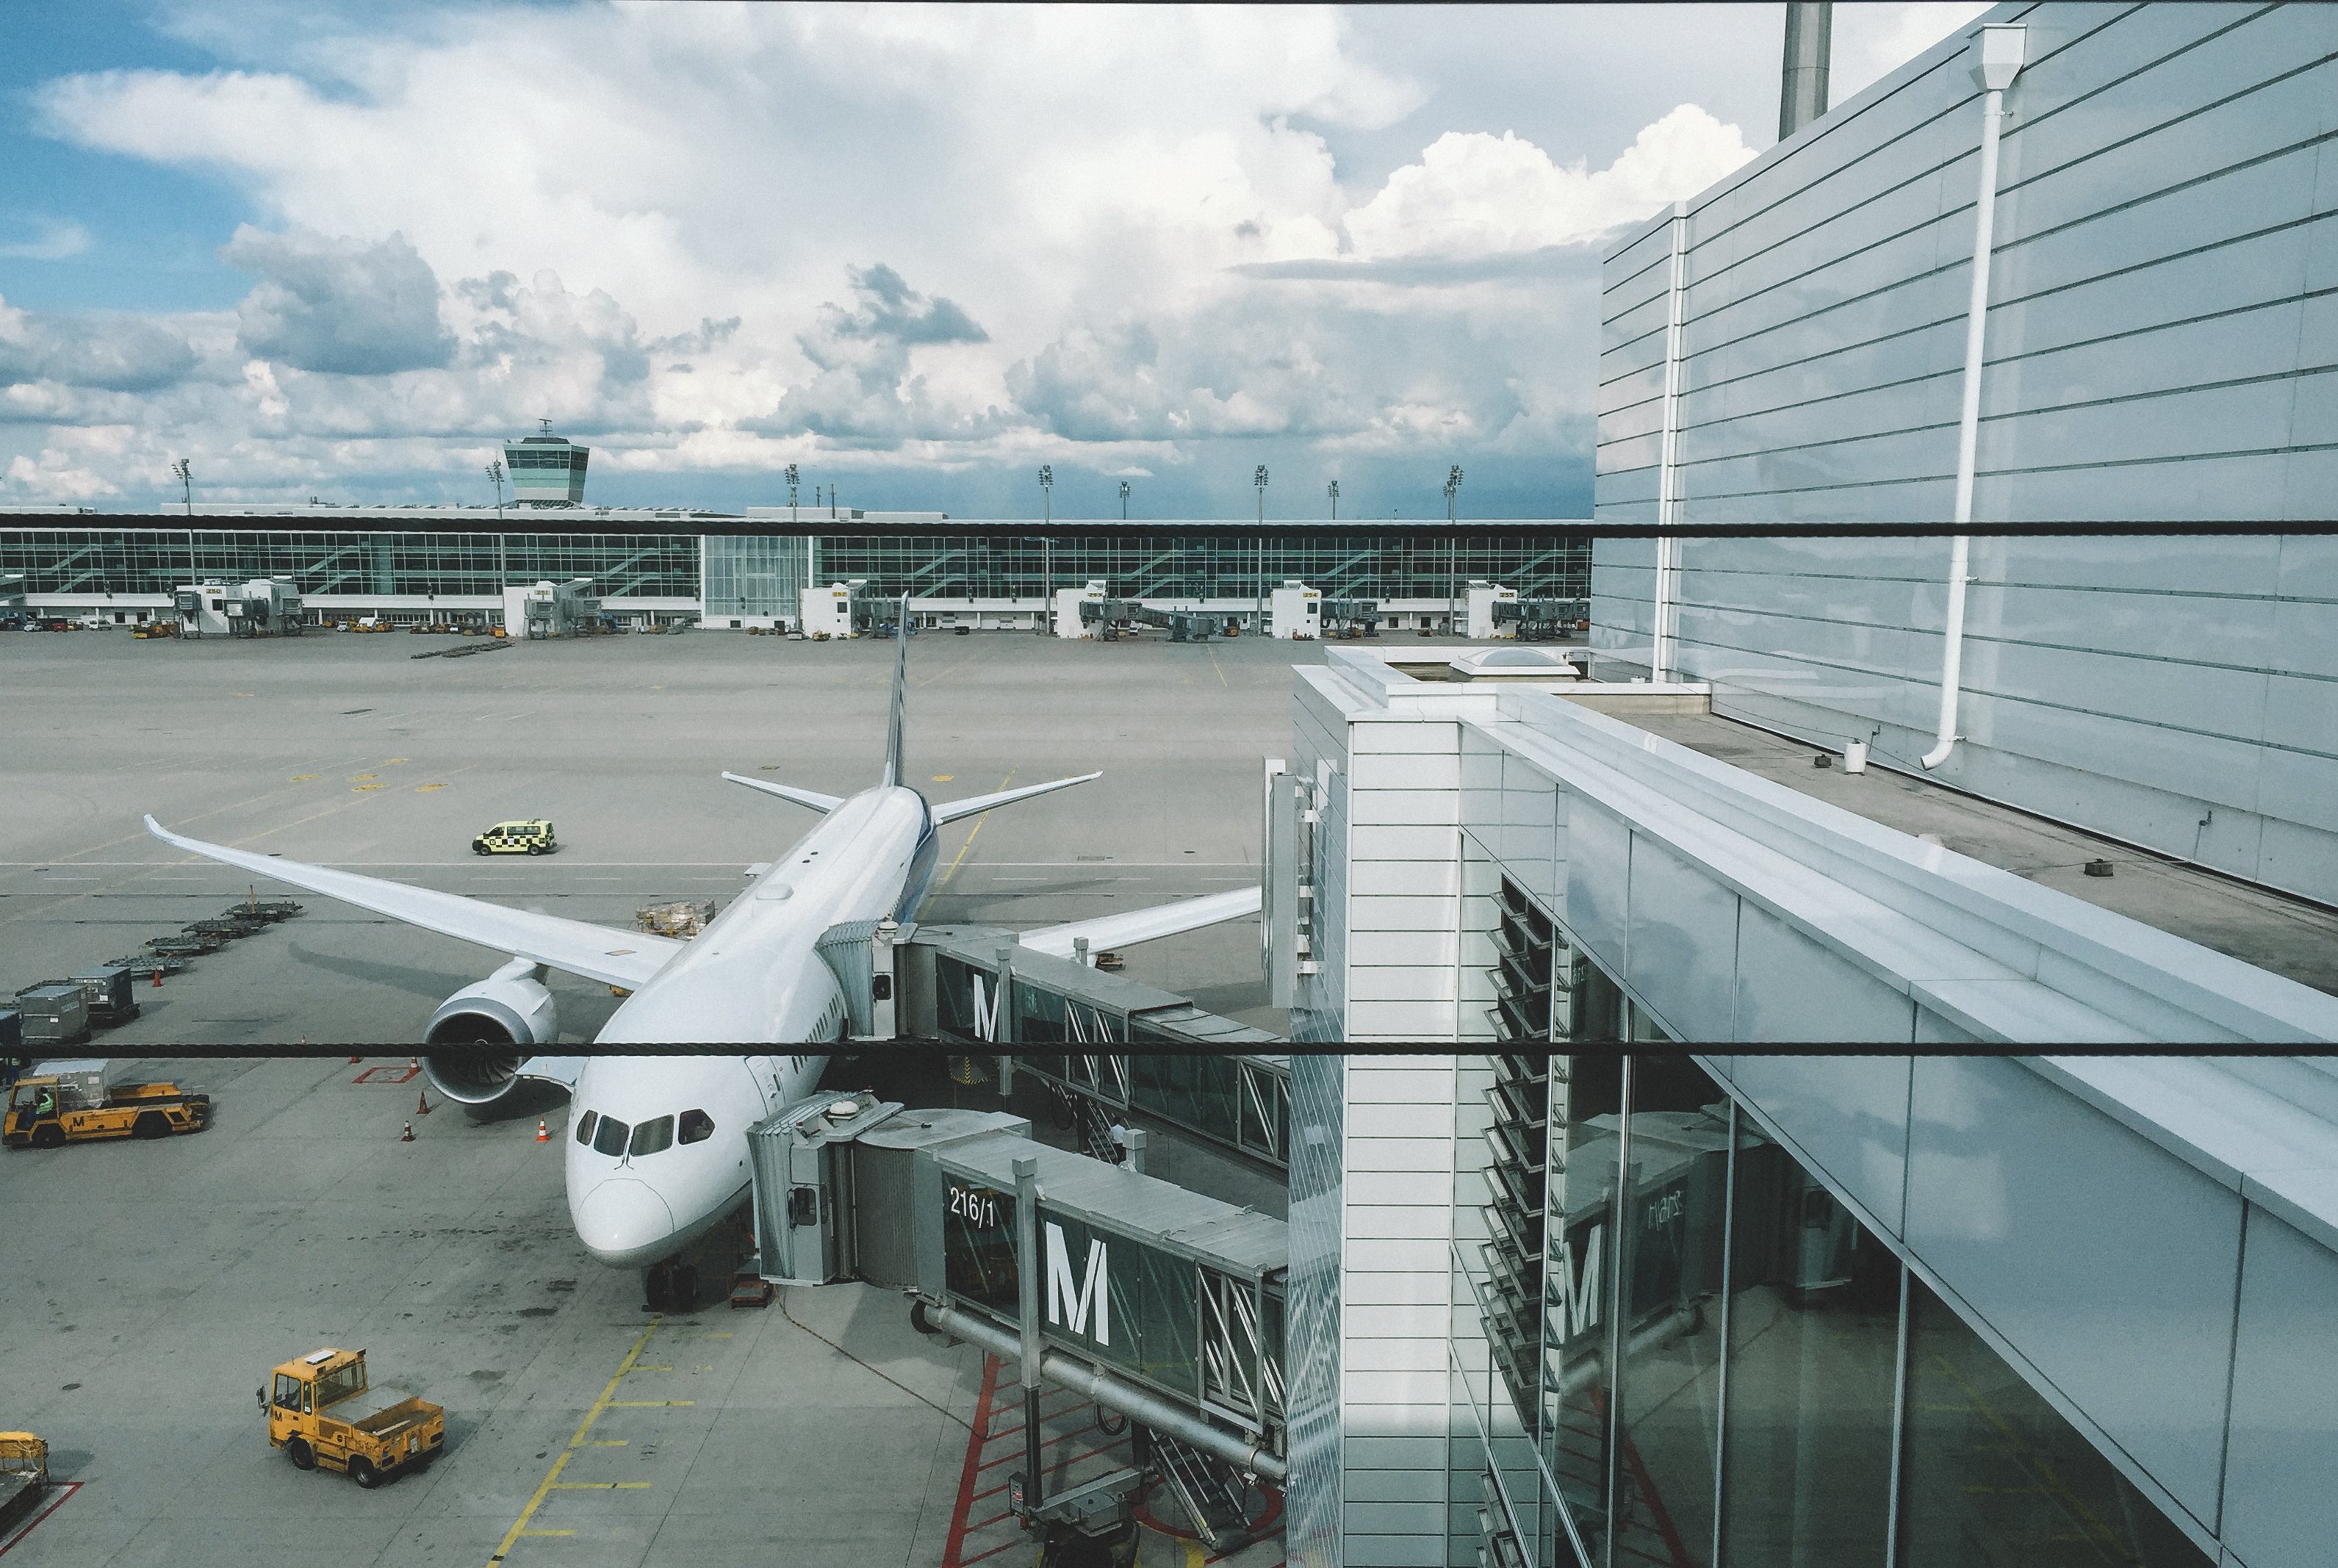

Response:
(744, 1086), (1288, 1547)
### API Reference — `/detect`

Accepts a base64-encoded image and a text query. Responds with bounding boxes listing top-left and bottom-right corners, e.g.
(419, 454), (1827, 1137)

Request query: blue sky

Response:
(0, 2), (1985, 517)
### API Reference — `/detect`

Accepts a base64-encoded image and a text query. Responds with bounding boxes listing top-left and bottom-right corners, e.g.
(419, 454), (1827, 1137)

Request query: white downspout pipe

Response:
(1652, 201), (1688, 683)
(1924, 22), (2024, 771)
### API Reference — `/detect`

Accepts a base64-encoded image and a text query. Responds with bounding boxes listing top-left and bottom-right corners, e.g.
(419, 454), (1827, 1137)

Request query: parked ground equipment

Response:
(0, 1434), (46, 1536)
(10, 985), (88, 1048)
(3, 1060), (212, 1148)
(259, 1348), (445, 1488)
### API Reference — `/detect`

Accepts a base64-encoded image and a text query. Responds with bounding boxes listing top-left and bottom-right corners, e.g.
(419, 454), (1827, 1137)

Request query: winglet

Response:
(722, 773), (842, 813)
(930, 772), (1104, 825)
(883, 590), (910, 787)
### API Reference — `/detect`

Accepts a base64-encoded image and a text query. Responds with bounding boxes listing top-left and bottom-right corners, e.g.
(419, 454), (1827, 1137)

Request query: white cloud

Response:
(0, 217), (93, 261)
(224, 226), (454, 374)
(11, 5), (1954, 508)
(1345, 105), (1755, 260)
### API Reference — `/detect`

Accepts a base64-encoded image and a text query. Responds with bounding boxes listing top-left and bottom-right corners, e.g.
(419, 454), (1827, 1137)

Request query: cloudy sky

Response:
(0, 1), (1987, 518)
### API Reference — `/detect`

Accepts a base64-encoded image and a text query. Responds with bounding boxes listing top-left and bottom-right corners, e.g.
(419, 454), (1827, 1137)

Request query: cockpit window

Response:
(574, 1110), (598, 1146)
(629, 1116), (674, 1157)
(678, 1110), (714, 1145)
(593, 1115), (630, 1157)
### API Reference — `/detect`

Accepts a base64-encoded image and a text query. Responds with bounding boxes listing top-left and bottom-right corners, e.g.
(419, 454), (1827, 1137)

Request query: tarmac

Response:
(0, 624), (1315, 1568)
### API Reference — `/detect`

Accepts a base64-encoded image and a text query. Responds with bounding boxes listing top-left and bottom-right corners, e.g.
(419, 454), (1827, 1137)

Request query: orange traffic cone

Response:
(151, 966), (163, 988)
(536, 1119), (550, 1143)
(349, 1053), (360, 1064)
(416, 1090), (431, 1115)
(400, 1121), (415, 1143)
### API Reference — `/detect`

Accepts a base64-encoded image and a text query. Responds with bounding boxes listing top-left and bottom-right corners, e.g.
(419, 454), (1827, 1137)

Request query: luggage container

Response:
(68, 965), (139, 1025)
(12, 985), (90, 1048)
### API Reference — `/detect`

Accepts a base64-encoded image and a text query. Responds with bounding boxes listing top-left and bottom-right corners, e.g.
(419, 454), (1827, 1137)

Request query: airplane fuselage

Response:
(564, 785), (938, 1267)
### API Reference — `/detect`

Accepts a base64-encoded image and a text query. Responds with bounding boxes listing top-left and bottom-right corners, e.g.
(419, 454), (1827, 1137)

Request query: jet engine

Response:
(422, 959), (560, 1112)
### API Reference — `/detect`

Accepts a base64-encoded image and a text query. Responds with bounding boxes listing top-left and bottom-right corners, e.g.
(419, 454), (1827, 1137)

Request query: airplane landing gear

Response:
(642, 1256), (699, 1313)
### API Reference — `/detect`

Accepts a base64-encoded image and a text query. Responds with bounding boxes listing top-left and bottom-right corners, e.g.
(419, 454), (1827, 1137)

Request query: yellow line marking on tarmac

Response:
(353, 783), (384, 792)
(579, 1439), (627, 1447)
(608, 1399), (693, 1407)
(288, 774), (319, 782)
(625, 1364), (673, 1373)
(486, 1317), (664, 1566)
(932, 774), (954, 782)
(938, 771), (1014, 887)
(1205, 647), (1229, 687)
(1182, 1539), (1206, 1568)
(350, 773), (378, 781)
(417, 783), (447, 791)
(550, 1481), (652, 1490)
(386, 757), (408, 763)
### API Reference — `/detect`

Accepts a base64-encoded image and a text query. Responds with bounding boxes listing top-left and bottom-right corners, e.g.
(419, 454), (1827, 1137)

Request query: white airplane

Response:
(144, 603), (1260, 1279)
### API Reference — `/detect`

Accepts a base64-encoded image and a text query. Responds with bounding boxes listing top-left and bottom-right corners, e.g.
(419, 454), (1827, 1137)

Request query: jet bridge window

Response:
(593, 1116), (630, 1157)
(630, 1115), (675, 1157)
(679, 1110), (713, 1145)
(575, 1111), (598, 1146)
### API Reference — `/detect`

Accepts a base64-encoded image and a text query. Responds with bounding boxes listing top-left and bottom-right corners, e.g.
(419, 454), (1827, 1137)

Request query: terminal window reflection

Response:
(1719, 1116), (1899, 1567)
(1898, 1274), (2210, 1568)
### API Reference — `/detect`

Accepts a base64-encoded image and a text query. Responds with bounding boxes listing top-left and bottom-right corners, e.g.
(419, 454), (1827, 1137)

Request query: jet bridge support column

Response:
(1014, 1154), (1044, 1518)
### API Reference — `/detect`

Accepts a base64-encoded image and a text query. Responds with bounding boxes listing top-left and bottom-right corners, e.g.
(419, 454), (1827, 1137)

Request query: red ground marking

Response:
(0, 1482), (84, 1558)
(1616, 1423), (1694, 1568)
(1133, 1478), (1284, 1556)
(354, 1064), (421, 1085)
(940, 1353), (1002, 1568)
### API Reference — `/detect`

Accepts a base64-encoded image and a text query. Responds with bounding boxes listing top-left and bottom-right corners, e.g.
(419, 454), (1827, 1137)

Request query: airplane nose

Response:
(573, 1179), (677, 1267)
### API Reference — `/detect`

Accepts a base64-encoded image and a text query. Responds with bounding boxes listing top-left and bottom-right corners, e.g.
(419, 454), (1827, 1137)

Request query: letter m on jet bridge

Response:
(1553, 1223), (1602, 1344)
(1045, 1221), (1109, 1347)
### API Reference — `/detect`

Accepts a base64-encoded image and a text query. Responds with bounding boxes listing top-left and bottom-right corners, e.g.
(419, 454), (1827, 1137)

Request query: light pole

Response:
(1038, 464), (1053, 524)
(1445, 466), (1464, 633)
(1445, 464), (1463, 522)
(785, 462), (800, 522)
(486, 460), (505, 519)
(1326, 478), (1339, 521)
(172, 458), (193, 516)
(1253, 465), (1270, 627)
(1118, 480), (1130, 520)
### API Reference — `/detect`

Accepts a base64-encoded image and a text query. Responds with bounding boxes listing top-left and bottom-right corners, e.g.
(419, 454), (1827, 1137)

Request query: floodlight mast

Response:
(785, 462), (800, 522)
(1038, 464), (1053, 525)
(486, 460), (505, 519)
(1118, 479), (1130, 520)
(171, 458), (193, 517)
(1327, 478), (1339, 521)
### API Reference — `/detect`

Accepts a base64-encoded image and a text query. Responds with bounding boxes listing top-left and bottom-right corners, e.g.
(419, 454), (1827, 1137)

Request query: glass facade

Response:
(1453, 887), (2216, 1568)
(0, 528), (697, 600)
(1, 524), (1588, 615)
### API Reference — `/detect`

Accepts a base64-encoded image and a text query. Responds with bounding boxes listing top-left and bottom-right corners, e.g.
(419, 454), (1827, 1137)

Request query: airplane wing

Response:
(143, 816), (682, 991)
(1019, 885), (1262, 961)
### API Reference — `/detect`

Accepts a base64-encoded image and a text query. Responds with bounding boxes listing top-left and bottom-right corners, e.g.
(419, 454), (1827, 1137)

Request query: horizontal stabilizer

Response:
(932, 772), (1104, 826)
(143, 815), (680, 991)
(1020, 885), (1262, 960)
(722, 773), (844, 813)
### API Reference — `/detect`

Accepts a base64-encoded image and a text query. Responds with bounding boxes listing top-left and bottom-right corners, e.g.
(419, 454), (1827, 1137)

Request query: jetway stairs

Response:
(742, 1085), (1287, 1558)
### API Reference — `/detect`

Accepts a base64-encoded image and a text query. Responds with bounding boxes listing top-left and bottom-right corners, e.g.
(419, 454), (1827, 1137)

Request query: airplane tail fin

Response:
(882, 591), (910, 788)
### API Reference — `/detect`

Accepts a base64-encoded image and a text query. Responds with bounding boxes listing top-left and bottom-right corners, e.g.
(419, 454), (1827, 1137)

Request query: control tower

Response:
(502, 420), (589, 508)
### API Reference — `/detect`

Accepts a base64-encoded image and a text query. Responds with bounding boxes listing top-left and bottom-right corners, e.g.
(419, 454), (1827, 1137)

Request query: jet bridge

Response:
(744, 1088), (1289, 1548)
(1076, 596), (1226, 643)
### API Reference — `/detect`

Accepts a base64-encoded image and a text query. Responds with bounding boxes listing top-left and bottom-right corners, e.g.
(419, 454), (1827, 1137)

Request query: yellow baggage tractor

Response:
(260, 1348), (445, 1488)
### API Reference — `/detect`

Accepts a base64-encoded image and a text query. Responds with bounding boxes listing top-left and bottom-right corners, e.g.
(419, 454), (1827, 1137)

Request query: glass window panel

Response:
(1899, 1273), (2211, 1568)
(593, 1116), (630, 1157)
(629, 1115), (674, 1156)
(574, 1110), (598, 1146)
(1719, 1115), (1900, 1565)
(941, 1180), (1017, 1314)
(1612, 1057), (1730, 1567)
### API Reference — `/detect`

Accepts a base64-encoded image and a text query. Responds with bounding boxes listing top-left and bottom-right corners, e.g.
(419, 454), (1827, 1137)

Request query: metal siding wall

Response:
(2223, 1204), (2338, 1565)
(1287, 1053), (1348, 1568)
(1347, 723), (1463, 1042)
(1591, 1), (2338, 905)
(1342, 1057), (1458, 1567)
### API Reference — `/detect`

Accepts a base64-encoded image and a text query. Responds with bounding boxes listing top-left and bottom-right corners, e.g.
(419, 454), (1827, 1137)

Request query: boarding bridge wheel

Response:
(1146, 1428), (1257, 1551)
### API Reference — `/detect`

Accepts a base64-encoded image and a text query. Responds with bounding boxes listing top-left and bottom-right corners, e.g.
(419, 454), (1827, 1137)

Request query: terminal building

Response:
(1247, 7), (2338, 1568)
